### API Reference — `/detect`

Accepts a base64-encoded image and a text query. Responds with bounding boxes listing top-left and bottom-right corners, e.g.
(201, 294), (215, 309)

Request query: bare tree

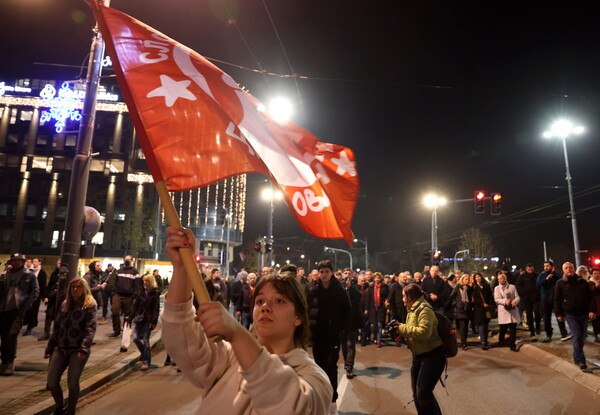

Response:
(458, 228), (496, 276)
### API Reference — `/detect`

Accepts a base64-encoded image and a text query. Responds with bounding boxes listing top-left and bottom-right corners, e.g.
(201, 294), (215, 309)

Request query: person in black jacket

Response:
(235, 272), (256, 329)
(110, 255), (141, 338)
(450, 275), (472, 350)
(307, 260), (351, 414)
(388, 272), (408, 324)
(472, 273), (494, 350)
(365, 272), (389, 348)
(23, 257), (48, 336)
(341, 276), (363, 379)
(516, 263), (541, 337)
(554, 262), (596, 372)
(420, 266), (448, 314)
(39, 259), (60, 341)
(128, 274), (160, 370)
(536, 260), (569, 341)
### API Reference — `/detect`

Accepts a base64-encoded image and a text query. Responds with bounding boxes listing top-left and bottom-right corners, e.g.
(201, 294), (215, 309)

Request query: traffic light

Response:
(254, 241), (261, 252)
(591, 257), (600, 267)
(474, 191), (485, 213)
(433, 250), (443, 264)
(265, 243), (272, 252)
(491, 193), (502, 215)
(194, 253), (202, 263)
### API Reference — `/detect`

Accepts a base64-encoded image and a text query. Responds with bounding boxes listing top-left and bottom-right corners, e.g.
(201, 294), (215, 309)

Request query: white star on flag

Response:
(331, 150), (357, 176)
(146, 74), (197, 108)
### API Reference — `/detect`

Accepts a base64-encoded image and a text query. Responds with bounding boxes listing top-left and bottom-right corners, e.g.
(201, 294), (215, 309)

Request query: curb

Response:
(520, 343), (600, 395)
(16, 329), (164, 415)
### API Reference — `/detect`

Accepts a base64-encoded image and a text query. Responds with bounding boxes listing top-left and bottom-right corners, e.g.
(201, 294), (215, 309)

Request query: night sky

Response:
(2, 1), (600, 270)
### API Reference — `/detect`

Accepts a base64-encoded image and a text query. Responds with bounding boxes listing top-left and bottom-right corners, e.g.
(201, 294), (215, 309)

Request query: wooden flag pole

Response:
(155, 181), (212, 304)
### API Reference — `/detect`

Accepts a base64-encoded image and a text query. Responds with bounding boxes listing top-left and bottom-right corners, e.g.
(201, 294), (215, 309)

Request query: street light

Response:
(353, 237), (369, 270)
(268, 97), (293, 123)
(543, 119), (585, 267)
(262, 185), (283, 266)
(423, 194), (447, 263)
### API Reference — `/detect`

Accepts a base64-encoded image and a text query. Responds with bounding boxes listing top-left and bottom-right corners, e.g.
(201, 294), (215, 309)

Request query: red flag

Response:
(91, 3), (358, 244)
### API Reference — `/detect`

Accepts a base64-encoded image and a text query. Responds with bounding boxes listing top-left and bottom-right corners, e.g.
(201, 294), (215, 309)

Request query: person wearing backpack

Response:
(397, 284), (445, 415)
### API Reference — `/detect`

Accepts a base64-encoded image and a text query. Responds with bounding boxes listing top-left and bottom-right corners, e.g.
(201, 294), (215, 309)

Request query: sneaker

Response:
(0, 361), (14, 376)
(542, 337), (552, 343)
(329, 402), (338, 415)
(119, 347), (128, 353)
(579, 363), (590, 373)
(561, 335), (573, 341)
(108, 332), (121, 338)
(99, 317), (107, 325)
(140, 363), (149, 371)
(346, 372), (355, 379)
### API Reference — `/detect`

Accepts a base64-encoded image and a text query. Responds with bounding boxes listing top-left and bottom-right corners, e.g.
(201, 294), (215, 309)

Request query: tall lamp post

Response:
(353, 238), (369, 270)
(261, 186), (282, 266)
(424, 194), (447, 263)
(543, 119), (585, 267)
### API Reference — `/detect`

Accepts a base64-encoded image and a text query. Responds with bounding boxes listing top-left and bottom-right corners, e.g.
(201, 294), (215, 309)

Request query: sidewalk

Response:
(0, 304), (163, 415)
(476, 318), (600, 394)
(2, 307), (598, 414)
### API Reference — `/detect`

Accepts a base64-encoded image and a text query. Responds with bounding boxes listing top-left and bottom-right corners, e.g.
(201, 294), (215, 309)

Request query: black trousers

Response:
(456, 319), (469, 346)
(521, 300), (541, 335)
(24, 297), (42, 330)
(411, 346), (445, 415)
(499, 323), (517, 348)
(540, 299), (568, 338)
(313, 342), (340, 402)
(0, 309), (21, 363)
(341, 329), (357, 373)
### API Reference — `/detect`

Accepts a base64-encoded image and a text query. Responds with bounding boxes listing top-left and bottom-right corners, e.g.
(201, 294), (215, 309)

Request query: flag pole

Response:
(155, 181), (212, 304)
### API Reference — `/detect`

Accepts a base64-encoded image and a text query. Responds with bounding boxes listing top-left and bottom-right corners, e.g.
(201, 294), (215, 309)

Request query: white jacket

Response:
(161, 299), (332, 415)
(494, 283), (521, 324)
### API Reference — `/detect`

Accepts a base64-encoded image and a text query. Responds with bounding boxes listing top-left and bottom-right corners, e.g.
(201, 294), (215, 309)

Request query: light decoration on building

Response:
(127, 172), (154, 184)
(0, 82), (32, 96)
(39, 82), (83, 133)
(102, 55), (113, 68)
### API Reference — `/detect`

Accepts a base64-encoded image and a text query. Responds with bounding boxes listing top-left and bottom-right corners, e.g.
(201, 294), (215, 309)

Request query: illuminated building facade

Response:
(0, 77), (245, 273)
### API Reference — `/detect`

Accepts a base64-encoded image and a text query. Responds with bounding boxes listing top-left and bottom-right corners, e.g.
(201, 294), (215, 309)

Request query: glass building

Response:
(0, 77), (245, 276)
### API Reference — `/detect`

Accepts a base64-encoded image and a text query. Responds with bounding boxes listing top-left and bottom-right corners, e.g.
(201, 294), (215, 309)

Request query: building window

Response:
(36, 135), (49, 146)
(0, 203), (9, 217)
(65, 134), (77, 147)
(26, 204), (37, 218)
(2, 229), (11, 243)
(115, 213), (125, 221)
(52, 230), (61, 248)
(20, 110), (33, 122)
(9, 108), (18, 124)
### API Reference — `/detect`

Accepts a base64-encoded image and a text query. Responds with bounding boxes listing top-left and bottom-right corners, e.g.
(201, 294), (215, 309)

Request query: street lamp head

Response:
(262, 187), (283, 201)
(423, 194), (446, 208)
(268, 97), (293, 123)
(543, 119), (585, 139)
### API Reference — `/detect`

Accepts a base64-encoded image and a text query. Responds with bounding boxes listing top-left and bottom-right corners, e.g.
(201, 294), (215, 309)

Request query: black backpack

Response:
(418, 304), (458, 358)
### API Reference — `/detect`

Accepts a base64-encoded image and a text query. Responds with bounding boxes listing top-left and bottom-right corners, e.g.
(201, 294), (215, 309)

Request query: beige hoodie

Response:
(161, 299), (332, 415)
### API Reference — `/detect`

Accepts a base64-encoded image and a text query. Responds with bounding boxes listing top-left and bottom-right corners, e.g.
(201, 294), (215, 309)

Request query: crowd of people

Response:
(1, 245), (598, 415)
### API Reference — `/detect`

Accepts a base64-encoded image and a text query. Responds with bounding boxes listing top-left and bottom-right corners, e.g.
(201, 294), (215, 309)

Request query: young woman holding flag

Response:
(161, 227), (332, 414)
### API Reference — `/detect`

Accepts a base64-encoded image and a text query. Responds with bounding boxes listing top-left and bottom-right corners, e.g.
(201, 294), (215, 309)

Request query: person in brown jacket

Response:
(161, 227), (332, 415)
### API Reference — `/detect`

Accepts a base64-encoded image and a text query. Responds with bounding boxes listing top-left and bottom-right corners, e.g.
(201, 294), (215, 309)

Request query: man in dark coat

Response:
(555, 262), (596, 372)
(23, 257), (47, 336)
(536, 260), (569, 341)
(307, 260), (351, 414)
(388, 272), (408, 324)
(516, 263), (541, 336)
(341, 276), (363, 379)
(420, 265), (448, 314)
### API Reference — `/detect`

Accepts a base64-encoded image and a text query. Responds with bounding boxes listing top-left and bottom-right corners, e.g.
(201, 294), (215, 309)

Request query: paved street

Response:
(76, 338), (600, 415)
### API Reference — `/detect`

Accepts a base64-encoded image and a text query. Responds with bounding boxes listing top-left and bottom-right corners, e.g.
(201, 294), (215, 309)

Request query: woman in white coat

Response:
(494, 273), (521, 351)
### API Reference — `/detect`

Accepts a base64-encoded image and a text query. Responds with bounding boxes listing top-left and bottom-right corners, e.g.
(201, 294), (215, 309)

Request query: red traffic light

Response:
(593, 258), (600, 266)
(476, 191), (485, 200)
(474, 191), (485, 213)
(194, 254), (202, 263)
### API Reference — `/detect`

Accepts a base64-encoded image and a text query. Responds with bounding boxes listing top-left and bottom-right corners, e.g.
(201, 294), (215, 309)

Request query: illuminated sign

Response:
(0, 82), (32, 96)
(39, 82), (83, 133)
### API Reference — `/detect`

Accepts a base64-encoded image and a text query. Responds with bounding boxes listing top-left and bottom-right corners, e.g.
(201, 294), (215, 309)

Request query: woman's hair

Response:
(474, 272), (484, 282)
(143, 274), (158, 288)
(402, 283), (424, 302)
(251, 273), (310, 349)
(63, 277), (96, 311)
(373, 272), (383, 280)
(460, 275), (470, 285)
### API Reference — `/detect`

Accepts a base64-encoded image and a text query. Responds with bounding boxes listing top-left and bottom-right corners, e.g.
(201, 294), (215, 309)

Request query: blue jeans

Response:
(371, 321), (383, 344)
(241, 311), (252, 330)
(564, 314), (589, 364)
(133, 322), (152, 365)
(411, 346), (445, 415)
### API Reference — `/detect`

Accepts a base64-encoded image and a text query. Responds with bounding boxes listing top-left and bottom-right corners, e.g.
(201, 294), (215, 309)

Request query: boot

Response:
(1, 361), (14, 376)
(99, 317), (107, 325)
